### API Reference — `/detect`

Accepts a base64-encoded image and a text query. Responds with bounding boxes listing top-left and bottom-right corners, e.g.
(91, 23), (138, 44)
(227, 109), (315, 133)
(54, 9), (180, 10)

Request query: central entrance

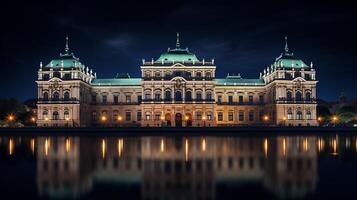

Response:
(175, 113), (183, 127)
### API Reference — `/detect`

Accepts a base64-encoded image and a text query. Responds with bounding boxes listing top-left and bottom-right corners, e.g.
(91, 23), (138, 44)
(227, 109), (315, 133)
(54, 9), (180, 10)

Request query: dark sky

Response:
(1, 0), (356, 101)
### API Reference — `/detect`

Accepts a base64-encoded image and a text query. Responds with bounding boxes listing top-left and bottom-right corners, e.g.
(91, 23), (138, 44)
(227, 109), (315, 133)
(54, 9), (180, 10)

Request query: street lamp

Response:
(160, 115), (165, 127)
(282, 116), (287, 126)
(185, 115), (190, 127)
(117, 116), (122, 127)
(31, 117), (36, 122)
(202, 115), (207, 127)
(332, 115), (338, 126)
(263, 115), (269, 126)
(7, 114), (15, 122)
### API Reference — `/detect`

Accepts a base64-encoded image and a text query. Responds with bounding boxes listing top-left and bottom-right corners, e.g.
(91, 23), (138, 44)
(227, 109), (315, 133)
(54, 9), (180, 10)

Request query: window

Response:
(206, 92), (212, 101)
(53, 72), (61, 78)
(137, 111), (142, 121)
(64, 109), (69, 119)
(286, 91), (292, 101)
(155, 93), (161, 101)
(228, 96), (233, 104)
(196, 93), (202, 101)
(91, 111), (97, 121)
(175, 91), (182, 101)
(165, 90), (171, 100)
(207, 113), (212, 120)
(259, 95), (264, 103)
(91, 95), (96, 103)
(114, 96), (119, 104)
(125, 112), (131, 121)
(43, 92), (49, 101)
(186, 91), (192, 101)
(305, 92), (311, 101)
(43, 110), (48, 119)
(296, 111), (303, 120)
(52, 92), (59, 101)
(239, 111), (244, 121)
(64, 91), (70, 100)
(155, 113), (161, 120)
(287, 109), (293, 120)
(126, 95), (131, 103)
(217, 95), (222, 104)
(306, 111), (312, 120)
(64, 73), (71, 80)
(145, 93), (151, 100)
(296, 91), (302, 101)
(206, 72), (212, 78)
(137, 95), (142, 103)
(218, 112), (223, 121)
(196, 112), (202, 120)
(228, 112), (234, 121)
(53, 111), (59, 120)
(43, 74), (50, 80)
(155, 72), (161, 77)
(239, 96), (243, 104)
(196, 72), (202, 78)
(249, 110), (254, 121)
(145, 112), (151, 120)
(248, 96), (253, 104)
(102, 95), (107, 103)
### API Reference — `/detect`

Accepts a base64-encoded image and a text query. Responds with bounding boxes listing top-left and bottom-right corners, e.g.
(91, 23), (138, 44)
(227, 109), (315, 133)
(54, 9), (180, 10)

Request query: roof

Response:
(91, 78), (141, 86)
(216, 78), (265, 86)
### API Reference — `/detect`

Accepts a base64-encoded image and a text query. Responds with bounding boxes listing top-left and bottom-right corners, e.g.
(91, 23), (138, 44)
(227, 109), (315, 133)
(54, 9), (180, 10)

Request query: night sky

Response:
(1, 0), (356, 101)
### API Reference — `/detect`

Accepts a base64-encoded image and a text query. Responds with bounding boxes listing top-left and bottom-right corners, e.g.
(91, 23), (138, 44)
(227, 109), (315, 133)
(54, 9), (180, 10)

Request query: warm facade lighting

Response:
(185, 116), (189, 121)
(44, 117), (49, 121)
(303, 137), (309, 152)
(202, 116), (207, 121)
(31, 117), (36, 122)
(65, 117), (70, 121)
(282, 116), (287, 121)
(101, 116), (107, 122)
(332, 116), (338, 122)
(160, 115), (165, 121)
(263, 115), (269, 121)
(317, 116), (323, 122)
(117, 116), (122, 121)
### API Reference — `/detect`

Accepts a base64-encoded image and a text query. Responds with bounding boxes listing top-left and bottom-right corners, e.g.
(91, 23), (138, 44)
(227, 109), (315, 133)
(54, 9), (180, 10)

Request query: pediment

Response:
(292, 77), (306, 82)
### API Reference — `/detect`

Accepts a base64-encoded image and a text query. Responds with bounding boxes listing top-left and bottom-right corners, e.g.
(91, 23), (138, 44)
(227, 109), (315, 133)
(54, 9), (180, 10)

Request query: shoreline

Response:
(0, 127), (356, 136)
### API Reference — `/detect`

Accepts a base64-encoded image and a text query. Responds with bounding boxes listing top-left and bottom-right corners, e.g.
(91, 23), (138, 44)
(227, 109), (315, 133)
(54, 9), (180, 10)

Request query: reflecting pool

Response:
(1, 135), (357, 199)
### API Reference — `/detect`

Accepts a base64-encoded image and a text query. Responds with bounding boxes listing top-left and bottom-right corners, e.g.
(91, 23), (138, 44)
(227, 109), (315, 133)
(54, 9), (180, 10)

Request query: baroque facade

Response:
(36, 34), (318, 127)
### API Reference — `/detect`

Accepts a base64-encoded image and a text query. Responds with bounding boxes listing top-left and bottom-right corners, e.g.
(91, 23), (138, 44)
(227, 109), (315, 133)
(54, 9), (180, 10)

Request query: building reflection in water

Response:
(23, 136), (324, 199)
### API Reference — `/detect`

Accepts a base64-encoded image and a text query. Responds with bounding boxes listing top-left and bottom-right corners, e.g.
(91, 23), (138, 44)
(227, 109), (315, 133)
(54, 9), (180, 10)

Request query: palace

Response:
(36, 34), (318, 127)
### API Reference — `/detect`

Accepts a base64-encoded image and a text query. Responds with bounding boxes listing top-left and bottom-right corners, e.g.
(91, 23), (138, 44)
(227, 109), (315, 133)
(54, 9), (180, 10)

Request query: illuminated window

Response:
(43, 110), (48, 118)
(207, 113), (212, 120)
(306, 111), (312, 120)
(64, 109), (69, 119)
(145, 112), (151, 120)
(287, 109), (293, 120)
(218, 112), (223, 121)
(53, 111), (59, 120)
(228, 112), (234, 121)
(296, 111), (303, 120)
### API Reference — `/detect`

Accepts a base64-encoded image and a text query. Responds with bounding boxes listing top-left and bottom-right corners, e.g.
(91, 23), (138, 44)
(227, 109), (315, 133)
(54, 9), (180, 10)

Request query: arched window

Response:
(296, 91), (302, 101)
(296, 111), (303, 120)
(53, 111), (59, 120)
(196, 72), (202, 78)
(165, 90), (171, 101)
(154, 92), (161, 101)
(155, 72), (161, 77)
(52, 92), (60, 101)
(306, 111), (312, 120)
(175, 91), (182, 101)
(43, 110), (48, 119)
(64, 109), (70, 119)
(287, 109), (293, 120)
(305, 92), (311, 101)
(185, 91), (192, 101)
(206, 72), (212, 78)
(43, 92), (49, 101)
(286, 90), (292, 101)
(196, 91), (202, 101)
(206, 92), (212, 101)
(64, 91), (70, 100)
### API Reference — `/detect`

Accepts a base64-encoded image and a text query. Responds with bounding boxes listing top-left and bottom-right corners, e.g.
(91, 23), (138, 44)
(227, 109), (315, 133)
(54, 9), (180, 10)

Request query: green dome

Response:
(45, 54), (84, 69)
(156, 48), (199, 63)
(274, 54), (309, 68)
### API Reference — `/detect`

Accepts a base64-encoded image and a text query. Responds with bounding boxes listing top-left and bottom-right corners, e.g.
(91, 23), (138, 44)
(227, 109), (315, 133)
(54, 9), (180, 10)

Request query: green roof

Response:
(91, 78), (141, 86)
(216, 78), (265, 86)
(45, 54), (84, 69)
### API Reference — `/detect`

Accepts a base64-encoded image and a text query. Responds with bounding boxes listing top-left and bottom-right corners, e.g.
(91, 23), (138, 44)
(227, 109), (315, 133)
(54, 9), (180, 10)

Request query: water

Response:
(0, 134), (357, 199)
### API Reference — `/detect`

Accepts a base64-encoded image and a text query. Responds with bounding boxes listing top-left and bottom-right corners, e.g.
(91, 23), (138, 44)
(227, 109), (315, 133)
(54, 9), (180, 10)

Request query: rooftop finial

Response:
(65, 35), (69, 54)
(176, 32), (180, 49)
(284, 35), (289, 53)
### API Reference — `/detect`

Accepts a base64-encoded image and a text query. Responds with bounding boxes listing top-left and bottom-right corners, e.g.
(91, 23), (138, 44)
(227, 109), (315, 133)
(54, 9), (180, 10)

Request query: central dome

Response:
(156, 33), (199, 63)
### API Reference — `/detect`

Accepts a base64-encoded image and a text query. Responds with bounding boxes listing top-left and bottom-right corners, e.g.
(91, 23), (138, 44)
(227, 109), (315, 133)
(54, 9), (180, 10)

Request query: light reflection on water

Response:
(1, 135), (357, 199)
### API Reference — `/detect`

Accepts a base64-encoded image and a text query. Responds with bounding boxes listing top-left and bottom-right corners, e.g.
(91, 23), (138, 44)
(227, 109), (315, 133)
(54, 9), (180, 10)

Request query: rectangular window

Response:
(155, 113), (161, 120)
(102, 95), (107, 103)
(239, 96), (243, 104)
(217, 95), (222, 104)
(228, 112), (234, 121)
(137, 111), (142, 121)
(228, 96), (233, 104)
(206, 93), (212, 101)
(138, 95), (142, 103)
(207, 113), (212, 120)
(113, 96), (119, 104)
(218, 112), (223, 121)
(145, 113), (150, 120)
(249, 111), (254, 121)
(125, 112), (131, 121)
(145, 94), (150, 100)
(126, 95), (131, 103)
(196, 112), (202, 120)
(239, 111), (244, 121)
(91, 95), (96, 103)
(248, 96), (253, 104)
(196, 93), (202, 101)
(259, 95), (264, 103)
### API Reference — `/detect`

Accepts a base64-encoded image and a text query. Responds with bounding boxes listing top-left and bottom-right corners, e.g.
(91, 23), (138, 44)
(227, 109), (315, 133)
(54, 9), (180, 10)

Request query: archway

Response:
(165, 113), (172, 127)
(175, 113), (182, 127)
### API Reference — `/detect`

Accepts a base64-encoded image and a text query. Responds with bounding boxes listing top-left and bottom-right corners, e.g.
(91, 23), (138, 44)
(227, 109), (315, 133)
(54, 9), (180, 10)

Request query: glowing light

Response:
(317, 116), (323, 122)
(118, 138), (123, 157)
(9, 138), (14, 155)
(332, 116), (338, 122)
(31, 117), (36, 122)
(65, 117), (70, 121)
(346, 138), (350, 149)
(202, 116), (207, 121)
(65, 138), (71, 153)
(317, 138), (324, 153)
(201, 138), (206, 151)
(303, 137), (309, 152)
(45, 138), (50, 156)
(160, 116), (165, 121)
(264, 138), (268, 158)
(185, 138), (189, 161)
(160, 138), (165, 152)
(101, 139), (106, 159)
(263, 115), (269, 121)
(44, 117), (49, 121)
(101, 116), (107, 122)
(282, 116), (287, 121)
(117, 116), (122, 121)
(331, 138), (338, 156)
(282, 138), (286, 156)
(185, 116), (189, 121)
(30, 138), (35, 155)
(8, 114), (15, 122)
